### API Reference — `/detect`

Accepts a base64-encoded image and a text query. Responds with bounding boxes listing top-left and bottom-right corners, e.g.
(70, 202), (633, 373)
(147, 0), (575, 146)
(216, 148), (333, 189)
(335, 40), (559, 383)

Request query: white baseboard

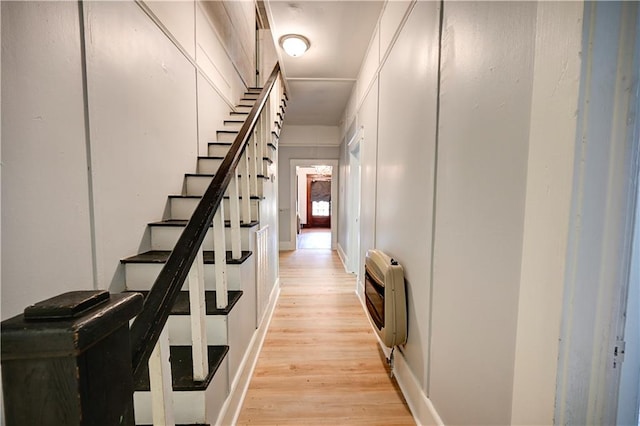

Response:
(279, 240), (295, 251)
(393, 350), (444, 426)
(336, 244), (350, 272)
(355, 290), (443, 426)
(215, 279), (281, 426)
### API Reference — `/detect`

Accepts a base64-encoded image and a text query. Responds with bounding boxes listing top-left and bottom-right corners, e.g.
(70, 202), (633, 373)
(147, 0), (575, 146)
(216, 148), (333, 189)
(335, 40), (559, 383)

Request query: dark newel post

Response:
(1, 290), (143, 426)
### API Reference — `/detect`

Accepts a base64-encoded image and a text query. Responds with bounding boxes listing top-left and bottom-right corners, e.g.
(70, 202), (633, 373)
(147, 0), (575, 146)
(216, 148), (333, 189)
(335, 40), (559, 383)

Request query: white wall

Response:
(429, 3), (536, 424)
(376, 0), (439, 393)
(339, 1), (590, 424)
(1, 2), (95, 318)
(2, 0), (256, 316)
(84, 1), (198, 291)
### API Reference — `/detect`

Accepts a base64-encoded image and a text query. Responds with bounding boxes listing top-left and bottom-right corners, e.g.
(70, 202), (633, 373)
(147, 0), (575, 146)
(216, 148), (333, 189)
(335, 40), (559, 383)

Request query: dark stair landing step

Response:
(138, 424), (209, 426)
(148, 218), (260, 228)
(134, 345), (228, 392)
(168, 194), (264, 201)
(131, 290), (243, 316)
(121, 250), (252, 265)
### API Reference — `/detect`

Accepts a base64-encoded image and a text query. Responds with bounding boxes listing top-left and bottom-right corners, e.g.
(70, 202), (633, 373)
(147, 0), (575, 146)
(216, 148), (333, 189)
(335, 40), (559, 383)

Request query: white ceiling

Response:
(265, 1), (384, 126)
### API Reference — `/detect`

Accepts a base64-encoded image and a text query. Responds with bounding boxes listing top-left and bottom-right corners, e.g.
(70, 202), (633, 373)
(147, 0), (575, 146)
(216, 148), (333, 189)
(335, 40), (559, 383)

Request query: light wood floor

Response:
(297, 228), (331, 249)
(237, 249), (415, 425)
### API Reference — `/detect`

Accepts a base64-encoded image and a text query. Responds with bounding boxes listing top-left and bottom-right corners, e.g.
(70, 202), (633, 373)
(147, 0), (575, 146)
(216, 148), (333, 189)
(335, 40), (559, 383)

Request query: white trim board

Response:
(336, 243), (350, 273)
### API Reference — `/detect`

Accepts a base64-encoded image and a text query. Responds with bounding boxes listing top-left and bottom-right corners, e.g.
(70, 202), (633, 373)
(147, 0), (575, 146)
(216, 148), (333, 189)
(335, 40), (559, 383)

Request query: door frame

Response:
(289, 159), (339, 250)
(555, 2), (640, 423)
(347, 128), (363, 274)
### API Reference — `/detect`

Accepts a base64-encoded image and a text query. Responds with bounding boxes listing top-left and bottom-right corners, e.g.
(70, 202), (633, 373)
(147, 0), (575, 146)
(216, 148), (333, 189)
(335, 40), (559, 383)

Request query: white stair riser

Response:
(217, 132), (237, 143)
(187, 174), (263, 197)
(150, 225), (254, 251)
(228, 114), (248, 123)
(235, 105), (252, 113)
(224, 122), (243, 131)
(197, 158), (222, 174)
(168, 315), (227, 346)
(208, 144), (230, 157)
(134, 363), (228, 425)
(170, 198), (259, 222)
(124, 262), (245, 292)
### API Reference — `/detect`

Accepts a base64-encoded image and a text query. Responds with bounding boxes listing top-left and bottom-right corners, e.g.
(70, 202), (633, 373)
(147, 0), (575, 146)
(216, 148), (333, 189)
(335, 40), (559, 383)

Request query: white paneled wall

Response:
(1, 2), (95, 318)
(2, 0), (257, 306)
(338, 0), (590, 425)
(376, 0), (439, 397)
(430, 3), (535, 424)
(84, 0), (198, 290)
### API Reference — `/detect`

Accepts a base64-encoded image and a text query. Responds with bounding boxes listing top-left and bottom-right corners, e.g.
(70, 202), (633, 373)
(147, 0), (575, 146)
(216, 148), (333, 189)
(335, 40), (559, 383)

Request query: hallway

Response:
(237, 249), (414, 425)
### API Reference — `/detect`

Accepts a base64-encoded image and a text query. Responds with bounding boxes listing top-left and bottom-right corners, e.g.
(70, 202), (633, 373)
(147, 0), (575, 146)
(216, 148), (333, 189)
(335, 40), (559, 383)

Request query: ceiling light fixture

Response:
(279, 34), (310, 57)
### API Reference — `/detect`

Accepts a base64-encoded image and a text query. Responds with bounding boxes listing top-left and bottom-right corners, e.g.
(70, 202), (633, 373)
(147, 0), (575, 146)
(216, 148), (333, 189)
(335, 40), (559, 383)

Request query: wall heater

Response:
(364, 249), (407, 347)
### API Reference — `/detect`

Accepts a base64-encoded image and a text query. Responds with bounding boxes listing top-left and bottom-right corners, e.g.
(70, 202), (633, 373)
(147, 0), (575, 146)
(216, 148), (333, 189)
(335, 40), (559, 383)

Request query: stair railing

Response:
(129, 61), (284, 393)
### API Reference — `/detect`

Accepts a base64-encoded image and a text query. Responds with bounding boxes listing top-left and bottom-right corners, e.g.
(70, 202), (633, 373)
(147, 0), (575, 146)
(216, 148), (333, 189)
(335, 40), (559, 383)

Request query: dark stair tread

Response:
(130, 290), (243, 315)
(185, 172), (267, 181)
(197, 156), (225, 160)
(263, 157), (273, 164)
(134, 345), (228, 392)
(138, 424), (209, 426)
(168, 194), (263, 200)
(216, 130), (238, 134)
(121, 250), (252, 265)
(208, 141), (232, 146)
(148, 219), (259, 228)
(224, 120), (244, 125)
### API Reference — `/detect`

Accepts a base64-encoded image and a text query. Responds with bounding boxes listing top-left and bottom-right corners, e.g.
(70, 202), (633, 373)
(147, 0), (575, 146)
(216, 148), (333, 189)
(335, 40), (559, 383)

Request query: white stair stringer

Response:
(130, 253), (257, 425)
(134, 369), (226, 425)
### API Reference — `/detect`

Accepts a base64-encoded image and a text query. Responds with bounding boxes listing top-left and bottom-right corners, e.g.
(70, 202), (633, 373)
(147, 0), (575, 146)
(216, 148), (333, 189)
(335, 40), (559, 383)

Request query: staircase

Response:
(0, 64), (286, 426)
(120, 74), (286, 425)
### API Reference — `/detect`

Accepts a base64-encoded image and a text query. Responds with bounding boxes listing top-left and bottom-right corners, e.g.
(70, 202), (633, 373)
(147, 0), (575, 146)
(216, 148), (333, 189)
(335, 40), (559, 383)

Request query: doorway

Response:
(297, 167), (332, 249)
(289, 160), (338, 250)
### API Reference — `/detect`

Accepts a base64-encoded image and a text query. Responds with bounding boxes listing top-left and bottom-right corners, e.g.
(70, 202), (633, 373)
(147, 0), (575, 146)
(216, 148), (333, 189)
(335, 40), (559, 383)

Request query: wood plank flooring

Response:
(237, 249), (414, 425)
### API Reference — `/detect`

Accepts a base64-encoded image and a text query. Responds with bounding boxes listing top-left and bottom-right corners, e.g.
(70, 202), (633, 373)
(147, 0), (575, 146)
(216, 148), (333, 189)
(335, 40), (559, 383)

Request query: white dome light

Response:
(280, 35), (310, 57)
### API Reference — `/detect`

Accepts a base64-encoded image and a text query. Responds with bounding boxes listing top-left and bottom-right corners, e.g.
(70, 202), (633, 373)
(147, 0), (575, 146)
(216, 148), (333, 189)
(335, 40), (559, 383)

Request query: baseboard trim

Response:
(393, 350), (444, 426)
(356, 291), (443, 426)
(279, 240), (295, 251)
(336, 244), (350, 272)
(215, 279), (281, 426)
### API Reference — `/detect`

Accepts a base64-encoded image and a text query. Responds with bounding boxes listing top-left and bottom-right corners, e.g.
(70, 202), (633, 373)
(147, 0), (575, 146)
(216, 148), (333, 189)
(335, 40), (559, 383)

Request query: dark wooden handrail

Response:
(129, 63), (281, 381)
